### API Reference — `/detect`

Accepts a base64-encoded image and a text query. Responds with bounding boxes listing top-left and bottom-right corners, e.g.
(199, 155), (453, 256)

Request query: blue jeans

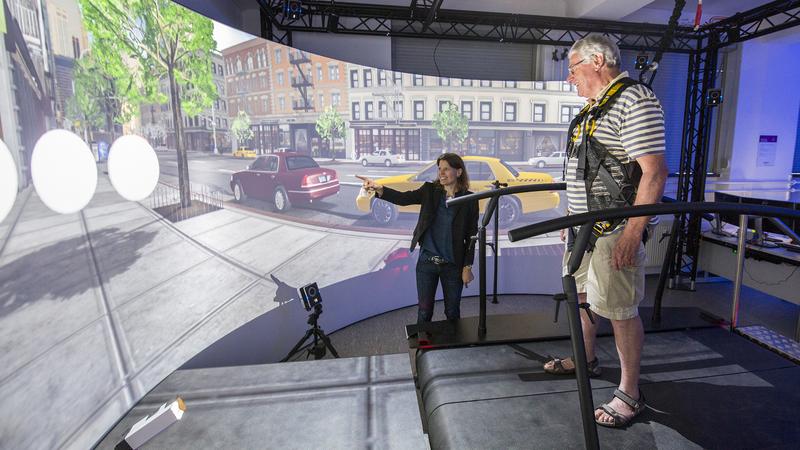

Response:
(416, 257), (464, 323)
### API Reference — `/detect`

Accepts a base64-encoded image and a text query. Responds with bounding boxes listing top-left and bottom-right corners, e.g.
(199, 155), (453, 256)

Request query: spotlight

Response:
(706, 88), (723, 107)
(635, 54), (649, 71)
(327, 14), (339, 33)
(284, 0), (304, 20)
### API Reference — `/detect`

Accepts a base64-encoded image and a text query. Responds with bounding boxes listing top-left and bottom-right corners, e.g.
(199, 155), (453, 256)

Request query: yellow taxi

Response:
(233, 148), (257, 158)
(356, 156), (560, 225)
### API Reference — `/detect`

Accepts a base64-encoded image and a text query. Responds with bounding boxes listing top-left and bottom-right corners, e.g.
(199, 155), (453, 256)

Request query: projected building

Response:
(221, 39), (350, 158)
(347, 68), (584, 162)
(138, 51), (230, 153)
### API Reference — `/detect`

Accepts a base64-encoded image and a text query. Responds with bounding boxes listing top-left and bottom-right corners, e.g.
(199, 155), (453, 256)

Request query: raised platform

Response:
(405, 307), (720, 350)
(417, 327), (799, 449)
(93, 313), (798, 449)
(94, 354), (427, 449)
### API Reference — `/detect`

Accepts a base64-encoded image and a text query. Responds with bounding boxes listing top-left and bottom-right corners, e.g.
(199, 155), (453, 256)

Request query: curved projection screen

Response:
(0, 1), (688, 448)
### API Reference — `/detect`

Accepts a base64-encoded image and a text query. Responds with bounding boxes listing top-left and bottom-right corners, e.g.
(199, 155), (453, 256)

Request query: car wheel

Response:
(233, 182), (247, 202)
(371, 198), (398, 225)
(537, 161), (546, 168)
(273, 186), (291, 212)
(498, 196), (522, 227)
(384, 159), (392, 167)
(361, 159), (368, 167)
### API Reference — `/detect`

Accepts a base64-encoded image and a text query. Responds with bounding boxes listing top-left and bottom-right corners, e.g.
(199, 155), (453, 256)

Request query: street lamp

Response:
(212, 98), (219, 155)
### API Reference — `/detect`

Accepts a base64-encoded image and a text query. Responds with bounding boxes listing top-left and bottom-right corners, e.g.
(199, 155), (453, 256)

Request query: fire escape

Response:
(289, 50), (313, 111)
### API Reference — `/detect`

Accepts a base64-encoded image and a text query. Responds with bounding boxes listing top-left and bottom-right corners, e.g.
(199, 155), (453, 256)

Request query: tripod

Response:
(280, 303), (340, 362)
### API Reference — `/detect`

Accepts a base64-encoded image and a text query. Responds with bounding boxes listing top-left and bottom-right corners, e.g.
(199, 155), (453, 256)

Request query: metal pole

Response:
(562, 274), (599, 450)
(731, 214), (747, 331)
(563, 221), (599, 450)
(212, 101), (219, 154)
(477, 194), (499, 338)
(652, 215), (681, 325)
(492, 196), (499, 304)
(478, 222), (487, 337)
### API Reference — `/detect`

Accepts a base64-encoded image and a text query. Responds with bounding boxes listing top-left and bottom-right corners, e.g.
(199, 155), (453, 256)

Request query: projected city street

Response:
(154, 151), (566, 230)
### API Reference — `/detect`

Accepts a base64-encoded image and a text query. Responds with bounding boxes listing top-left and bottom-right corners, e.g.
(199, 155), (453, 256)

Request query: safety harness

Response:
(565, 77), (644, 251)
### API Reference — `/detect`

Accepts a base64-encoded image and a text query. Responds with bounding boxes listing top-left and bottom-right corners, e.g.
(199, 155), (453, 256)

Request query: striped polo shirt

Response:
(564, 72), (665, 223)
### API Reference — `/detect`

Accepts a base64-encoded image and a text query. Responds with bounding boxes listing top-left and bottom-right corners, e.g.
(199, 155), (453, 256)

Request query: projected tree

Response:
(80, 0), (217, 207)
(315, 106), (346, 160)
(230, 110), (254, 149)
(67, 51), (136, 145)
(433, 102), (469, 153)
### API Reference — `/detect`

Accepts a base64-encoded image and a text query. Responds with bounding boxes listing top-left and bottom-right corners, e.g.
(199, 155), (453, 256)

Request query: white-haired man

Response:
(543, 34), (668, 428)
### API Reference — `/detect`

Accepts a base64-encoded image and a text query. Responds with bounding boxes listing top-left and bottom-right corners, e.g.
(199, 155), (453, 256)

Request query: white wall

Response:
(727, 28), (800, 182)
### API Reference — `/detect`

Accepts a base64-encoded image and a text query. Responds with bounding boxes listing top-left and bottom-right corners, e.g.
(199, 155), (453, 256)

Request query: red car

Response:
(230, 152), (339, 211)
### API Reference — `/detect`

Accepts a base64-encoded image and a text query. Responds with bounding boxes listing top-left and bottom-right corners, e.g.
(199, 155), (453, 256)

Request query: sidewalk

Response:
(0, 171), (561, 449)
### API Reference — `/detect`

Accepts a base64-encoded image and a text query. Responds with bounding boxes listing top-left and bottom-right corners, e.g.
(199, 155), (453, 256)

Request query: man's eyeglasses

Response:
(568, 58), (586, 76)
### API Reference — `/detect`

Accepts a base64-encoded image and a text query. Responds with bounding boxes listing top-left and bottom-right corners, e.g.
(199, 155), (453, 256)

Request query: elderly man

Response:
(543, 34), (668, 428)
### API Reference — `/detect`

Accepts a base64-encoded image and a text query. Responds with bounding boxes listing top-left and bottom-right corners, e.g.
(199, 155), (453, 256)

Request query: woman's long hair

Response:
(435, 153), (470, 193)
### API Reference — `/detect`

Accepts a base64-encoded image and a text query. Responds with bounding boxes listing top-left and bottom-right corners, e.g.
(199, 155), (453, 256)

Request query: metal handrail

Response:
(446, 182), (567, 336)
(508, 202), (800, 242)
(507, 201), (800, 450)
(446, 182), (566, 206)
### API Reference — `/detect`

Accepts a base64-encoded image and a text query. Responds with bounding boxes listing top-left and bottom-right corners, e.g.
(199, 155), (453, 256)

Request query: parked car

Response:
(230, 152), (339, 211)
(355, 156), (559, 225)
(233, 148), (257, 158)
(528, 151), (566, 168)
(361, 149), (404, 167)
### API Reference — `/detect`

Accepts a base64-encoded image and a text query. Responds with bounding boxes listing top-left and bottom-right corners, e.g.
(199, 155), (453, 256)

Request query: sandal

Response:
(543, 356), (602, 377)
(595, 389), (646, 428)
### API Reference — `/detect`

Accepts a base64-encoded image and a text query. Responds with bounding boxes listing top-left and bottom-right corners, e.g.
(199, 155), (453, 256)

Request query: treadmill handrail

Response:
(446, 182), (566, 207)
(508, 201), (800, 242)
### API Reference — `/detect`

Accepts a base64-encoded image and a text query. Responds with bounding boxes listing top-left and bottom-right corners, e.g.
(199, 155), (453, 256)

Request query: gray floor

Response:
(95, 353), (429, 450)
(325, 275), (799, 359)
(418, 328), (799, 450)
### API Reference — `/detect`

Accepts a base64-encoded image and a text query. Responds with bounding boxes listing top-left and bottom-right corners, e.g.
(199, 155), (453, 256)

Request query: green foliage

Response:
(432, 102), (469, 151)
(66, 50), (134, 136)
(315, 106), (346, 142)
(79, 0), (219, 205)
(315, 106), (346, 159)
(230, 110), (254, 146)
(78, 0), (217, 114)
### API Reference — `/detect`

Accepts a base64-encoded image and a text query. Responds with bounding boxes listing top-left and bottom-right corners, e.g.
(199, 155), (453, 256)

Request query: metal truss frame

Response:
(254, 0), (800, 289)
(671, 0), (800, 289)
(256, 0), (699, 52)
(672, 35), (719, 290)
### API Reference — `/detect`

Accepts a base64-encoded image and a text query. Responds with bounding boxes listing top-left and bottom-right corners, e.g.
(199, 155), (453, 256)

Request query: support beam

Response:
(700, 0), (800, 47)
(257, 0), (699, 52)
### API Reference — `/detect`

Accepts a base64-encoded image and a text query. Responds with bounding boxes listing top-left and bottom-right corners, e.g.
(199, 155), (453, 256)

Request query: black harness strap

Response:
(565, 77), (645, 251)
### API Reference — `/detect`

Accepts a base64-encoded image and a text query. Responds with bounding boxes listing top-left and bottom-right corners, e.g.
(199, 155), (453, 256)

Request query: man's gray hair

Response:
(569, 34), (621, 68)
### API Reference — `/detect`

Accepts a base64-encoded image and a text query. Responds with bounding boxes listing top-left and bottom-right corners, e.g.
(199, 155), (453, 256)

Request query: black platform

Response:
(406, 307), (721, 349)
(415, 327), (799, 449)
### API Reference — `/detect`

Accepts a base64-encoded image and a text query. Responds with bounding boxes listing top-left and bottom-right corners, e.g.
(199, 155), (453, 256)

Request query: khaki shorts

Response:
(562, 230), (646, 321)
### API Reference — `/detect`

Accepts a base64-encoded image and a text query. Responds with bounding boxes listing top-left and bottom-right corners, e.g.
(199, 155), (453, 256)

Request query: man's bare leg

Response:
(595, 314), (644, 424)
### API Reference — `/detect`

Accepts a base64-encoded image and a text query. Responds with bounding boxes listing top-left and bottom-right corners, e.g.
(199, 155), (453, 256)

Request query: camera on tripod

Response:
(282, 282), (339, 362)
(299, 282), (322, 311)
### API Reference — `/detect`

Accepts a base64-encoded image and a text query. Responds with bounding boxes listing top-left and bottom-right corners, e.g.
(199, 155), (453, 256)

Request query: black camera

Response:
(635, 54), (649, 71)
(706, 88), (723, 106)
(299, 282), (322, 311)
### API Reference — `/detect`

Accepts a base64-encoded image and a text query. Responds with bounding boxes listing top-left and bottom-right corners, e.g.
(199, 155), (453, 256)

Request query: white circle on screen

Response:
(31, 129), (98, 214)
(0, 139), (19, 223)
(108, 135), (160, 201)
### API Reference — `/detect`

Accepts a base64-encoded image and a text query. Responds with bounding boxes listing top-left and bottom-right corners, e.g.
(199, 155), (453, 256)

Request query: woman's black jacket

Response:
(379, 182), (479, 269)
